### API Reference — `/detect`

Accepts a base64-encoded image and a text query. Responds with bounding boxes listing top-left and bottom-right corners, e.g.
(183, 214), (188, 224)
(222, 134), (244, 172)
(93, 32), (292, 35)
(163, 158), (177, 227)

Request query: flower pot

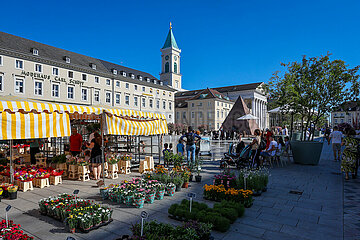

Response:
(189, 174), (193, 182)
(145, 192), (155, 203)
(9, 191), (17, 200)
(134, 197), (145, 208)
(182, 182), (189, 188)
(124, 195), (133, 206)
(175, 185), (182, 192)
(70, 228), (76, 234)
(100, 188), (109, 200)
(291, 141), (323, 165)
(166, 186), (176, 196)
(195, 175), (202, 182)
(2, 190), (8, 198)
(155, 190), (165, 200)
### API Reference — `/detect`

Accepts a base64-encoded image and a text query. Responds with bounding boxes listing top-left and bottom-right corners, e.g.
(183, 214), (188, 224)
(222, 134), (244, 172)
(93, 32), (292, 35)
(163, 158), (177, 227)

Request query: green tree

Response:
(266, 54), (360, 140)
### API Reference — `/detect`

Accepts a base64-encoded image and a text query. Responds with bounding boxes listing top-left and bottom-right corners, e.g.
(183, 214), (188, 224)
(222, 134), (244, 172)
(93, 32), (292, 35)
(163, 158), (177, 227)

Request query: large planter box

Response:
(291, 141), (323, 165)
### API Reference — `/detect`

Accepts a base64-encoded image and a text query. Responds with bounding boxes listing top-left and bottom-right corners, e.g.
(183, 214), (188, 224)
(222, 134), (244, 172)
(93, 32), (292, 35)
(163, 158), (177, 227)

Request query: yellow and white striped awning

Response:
(105, 108), (167, 120)
(0, 111), (70, 140)
(0, 100), (102, 115)
(105, 111), (168, 136)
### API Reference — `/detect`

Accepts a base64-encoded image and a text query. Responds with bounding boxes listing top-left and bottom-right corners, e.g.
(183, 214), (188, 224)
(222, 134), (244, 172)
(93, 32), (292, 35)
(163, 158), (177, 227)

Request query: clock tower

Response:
(160, 23), (182, 90)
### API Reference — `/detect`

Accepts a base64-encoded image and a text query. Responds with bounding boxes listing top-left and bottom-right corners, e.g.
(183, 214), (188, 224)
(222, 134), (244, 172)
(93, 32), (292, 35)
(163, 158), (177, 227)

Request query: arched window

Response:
(174, 62), (177, 73)
(165, 62), (169, 73)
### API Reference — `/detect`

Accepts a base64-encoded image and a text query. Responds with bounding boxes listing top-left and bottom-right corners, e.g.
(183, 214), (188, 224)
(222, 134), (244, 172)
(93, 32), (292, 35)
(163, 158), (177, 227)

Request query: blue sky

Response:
(1, 0), (359, 90)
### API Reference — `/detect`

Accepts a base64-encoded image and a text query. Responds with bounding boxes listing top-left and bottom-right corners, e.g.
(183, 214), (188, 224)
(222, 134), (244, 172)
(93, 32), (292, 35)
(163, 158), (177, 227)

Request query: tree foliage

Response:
(265, 54), (360, 140)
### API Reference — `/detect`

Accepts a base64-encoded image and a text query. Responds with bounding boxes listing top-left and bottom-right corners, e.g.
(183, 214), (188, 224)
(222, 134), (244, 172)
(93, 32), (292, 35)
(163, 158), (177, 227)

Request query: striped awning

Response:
(0, 100), (102, 115)
(0, 111), (70, 140)
(105, 108), (167, 120)
(105, 112), (168, 136)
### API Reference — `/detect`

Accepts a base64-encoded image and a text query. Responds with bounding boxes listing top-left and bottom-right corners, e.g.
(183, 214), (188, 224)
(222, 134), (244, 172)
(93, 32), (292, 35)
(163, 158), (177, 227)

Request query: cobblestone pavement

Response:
(344, 173), (360, 239)
(0, 140), (349, 240)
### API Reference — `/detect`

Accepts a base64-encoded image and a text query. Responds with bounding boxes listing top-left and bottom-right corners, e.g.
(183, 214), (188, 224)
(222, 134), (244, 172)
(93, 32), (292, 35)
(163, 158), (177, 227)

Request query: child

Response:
(84, 150), (91, 162)
(176, 139), (185, 156)
(162, 143), (170, 156)
(169, 143), (173, 153)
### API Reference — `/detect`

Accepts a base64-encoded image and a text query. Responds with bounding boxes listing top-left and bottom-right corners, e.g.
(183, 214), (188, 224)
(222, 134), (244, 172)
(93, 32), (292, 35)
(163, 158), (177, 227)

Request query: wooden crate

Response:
(34, 178), (50, 188)
(145, 156), (154, 171)
(49, 175), (62, 185)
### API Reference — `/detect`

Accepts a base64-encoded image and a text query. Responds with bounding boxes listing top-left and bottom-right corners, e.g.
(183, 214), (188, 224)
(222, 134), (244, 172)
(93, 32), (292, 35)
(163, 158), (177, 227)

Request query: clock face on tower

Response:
(165, 55), (169, 60)
(174, 56), (177, 61)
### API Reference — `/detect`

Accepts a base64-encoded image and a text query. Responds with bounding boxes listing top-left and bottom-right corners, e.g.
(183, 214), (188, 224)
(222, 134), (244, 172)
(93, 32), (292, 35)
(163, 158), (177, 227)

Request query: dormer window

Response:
(90, 63), (97, 70)
(160, 82), (163, 86)
(121, 71), (126, 77)
(112, 69), (118, 75)
(138, 75), (143, 81)
(64, 56), (71, 63)
(146, 77), (150, 82)
(131, 74), (135, 79)
(32, 48), (39, 56)
(153, 80), (157, 85)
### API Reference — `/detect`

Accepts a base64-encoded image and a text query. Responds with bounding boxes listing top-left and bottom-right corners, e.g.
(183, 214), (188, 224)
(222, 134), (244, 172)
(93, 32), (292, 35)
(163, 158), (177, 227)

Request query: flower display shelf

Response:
(102, 162), (109, 178)
(17, 180), (33, 192)
(139, 160), (148, 174)
(145, 156), (155, 171)
(39, 193), (113, 233)
(119, 160), (131, 174)
(50, 175), (62, 185)
(36, 157), (47, 167)
(34, 178), (50, 189)
(108, 164), (118, 179)
(68, 165), (77, 179)
(78, 166), (90, 182)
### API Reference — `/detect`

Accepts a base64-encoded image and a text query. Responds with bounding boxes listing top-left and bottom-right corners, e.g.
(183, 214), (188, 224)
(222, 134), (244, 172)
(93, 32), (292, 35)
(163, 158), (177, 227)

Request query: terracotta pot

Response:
(70, 228), (76, 233)
(182, 182), (189, 188)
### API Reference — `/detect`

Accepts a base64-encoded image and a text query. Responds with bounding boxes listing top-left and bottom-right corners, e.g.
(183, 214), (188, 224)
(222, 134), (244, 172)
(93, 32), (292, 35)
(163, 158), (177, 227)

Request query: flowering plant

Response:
(120, 154), (132, 161)
(0, 220), (33, 239)
(203, 184), (253, 206)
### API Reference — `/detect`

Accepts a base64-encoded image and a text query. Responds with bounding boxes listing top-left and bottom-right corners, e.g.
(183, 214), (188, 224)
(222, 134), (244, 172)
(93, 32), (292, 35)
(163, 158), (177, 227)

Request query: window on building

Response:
(335, 119), (338, 123)
(142, 97), (146, 108)
(106, 79), (111, 85)
(65, 57), (70, 63)
(334, 113), (337, 117)
(149, 99), (153, 108)
(217, 123), (219, 129)
(126, 83), (129, 89)
(106, 92), (111, 103)
(142, 86), (145, 92)
(15, 78), (24, 93)
(125, 95), (130, 105)
(0, 56), (3, 66)
(95, 76), (99, 83)
(175, 80), (179, 88)
(68, 71), (74, 78)
(165, 62), (169, 73)
(134, 85), (138, 91)
(217, 110), (219, 118)
(0, 74), (3, 91)
(67, 86), (74, 99)
(174, 62), (177, 73)
(115, 93), (121, 104)
(15, 60), (24, 69)
(156, 99), (160, 109)
(82, 74), (87, 81)
(221, 111), (224, 118)
(81, 88), (88, 101)
(341, 119), (344, 123)
(199, 112), (203, 119)
(150, 88), (153, 93)
(208, 102), (211, 106)
(169, 114), (172, 119)
(183, 112), (186, 119)
(34, 81), (43, 96)
(191, 112), (195, 118)
(169, 102), (172, 110)
(131, 74), (135, 79)
(32, 49), (39, 55)
(163, 100), (166, 110)
(207, 112), (211, 119)
(134, 96), (138, 107)
(122, 72), (126, 77)
(217, 102), (219, 106)
(52, 84), (59, 97)
(116, 81), (120, 87)
(176, 112), (180, 119)
(35, 64), (42, 72)
(199, 102), (202, 106)
(94, 90), (100, 102)
(191, 103), (194, 107)
(52, 67), (59, 76)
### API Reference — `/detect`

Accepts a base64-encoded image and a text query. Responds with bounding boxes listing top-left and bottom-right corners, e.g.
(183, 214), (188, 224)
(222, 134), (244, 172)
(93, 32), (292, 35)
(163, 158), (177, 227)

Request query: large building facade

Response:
(176, 82), (268, 130)
(331, 101), (360, 127)
(0, 30), (176, 122)
(175, 88), (234, 130)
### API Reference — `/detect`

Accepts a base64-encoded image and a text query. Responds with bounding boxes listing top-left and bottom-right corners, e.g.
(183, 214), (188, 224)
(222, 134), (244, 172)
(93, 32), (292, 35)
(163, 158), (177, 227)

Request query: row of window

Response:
(189, 102), (231, 108)
(0, 56), (171, 96)
(176, 110), (228, 120)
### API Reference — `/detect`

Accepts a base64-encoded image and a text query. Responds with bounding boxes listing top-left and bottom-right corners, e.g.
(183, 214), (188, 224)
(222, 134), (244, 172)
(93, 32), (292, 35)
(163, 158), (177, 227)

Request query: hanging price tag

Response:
(5, 205), (11, 228)
(140, 211), (148, 237)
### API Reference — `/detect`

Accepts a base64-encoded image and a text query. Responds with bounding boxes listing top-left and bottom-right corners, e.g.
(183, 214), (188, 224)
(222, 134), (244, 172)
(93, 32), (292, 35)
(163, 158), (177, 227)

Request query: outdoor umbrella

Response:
(236, 114), (259, 120)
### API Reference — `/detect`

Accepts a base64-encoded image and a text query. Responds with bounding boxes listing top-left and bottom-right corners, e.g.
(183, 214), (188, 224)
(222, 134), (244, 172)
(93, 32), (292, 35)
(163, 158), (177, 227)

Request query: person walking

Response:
(328, 126), (343, 161)
(69, 128), (83, 156)
(249, 129), (262, 168)
(180, 126), (201, 164)
(89, 132), (102, 181)
(341, 128), (359, 180)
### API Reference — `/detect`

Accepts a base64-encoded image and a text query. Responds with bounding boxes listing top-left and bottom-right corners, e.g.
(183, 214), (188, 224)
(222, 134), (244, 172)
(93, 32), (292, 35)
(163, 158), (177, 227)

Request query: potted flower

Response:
(133, 191), (145, 208)
(123, 190), (134, 206)
(181, 170), (190, 188)
(173, 176), (183, 192)
(145, 187), (156, 204)
(107, 155), (119, 172)
(8, 185), (18, 200)
(67, 214), (77, 233)
(0, 188), (3, 202)
(155, 183), (166, 200)
(78, 214), (93, 231)
(166, 183), (176, 196)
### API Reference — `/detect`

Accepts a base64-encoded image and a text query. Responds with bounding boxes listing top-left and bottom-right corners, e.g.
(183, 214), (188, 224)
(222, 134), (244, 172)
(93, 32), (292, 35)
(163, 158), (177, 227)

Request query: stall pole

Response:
(150, 136), (153, 156)
(9, 140), (14, 184)
(101, 111), (105, 184)
(158, 134), (162, 165)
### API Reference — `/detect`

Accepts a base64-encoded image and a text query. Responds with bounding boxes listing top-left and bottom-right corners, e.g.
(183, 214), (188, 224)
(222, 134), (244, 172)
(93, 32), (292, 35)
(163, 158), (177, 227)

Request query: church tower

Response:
(160, 23), (182, 90)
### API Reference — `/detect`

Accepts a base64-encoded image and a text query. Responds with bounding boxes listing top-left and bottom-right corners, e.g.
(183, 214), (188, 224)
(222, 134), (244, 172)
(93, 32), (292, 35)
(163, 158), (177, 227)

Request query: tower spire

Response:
(170, 22), (172, 29)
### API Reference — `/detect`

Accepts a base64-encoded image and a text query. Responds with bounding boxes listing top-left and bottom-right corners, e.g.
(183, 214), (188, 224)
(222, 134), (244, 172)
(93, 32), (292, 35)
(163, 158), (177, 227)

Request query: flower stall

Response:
(39, 193), (113, 233)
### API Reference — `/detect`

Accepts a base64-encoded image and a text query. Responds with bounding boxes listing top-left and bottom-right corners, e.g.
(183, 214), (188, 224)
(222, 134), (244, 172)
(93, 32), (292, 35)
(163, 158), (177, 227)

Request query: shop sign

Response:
(21, 71), (84, 86)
